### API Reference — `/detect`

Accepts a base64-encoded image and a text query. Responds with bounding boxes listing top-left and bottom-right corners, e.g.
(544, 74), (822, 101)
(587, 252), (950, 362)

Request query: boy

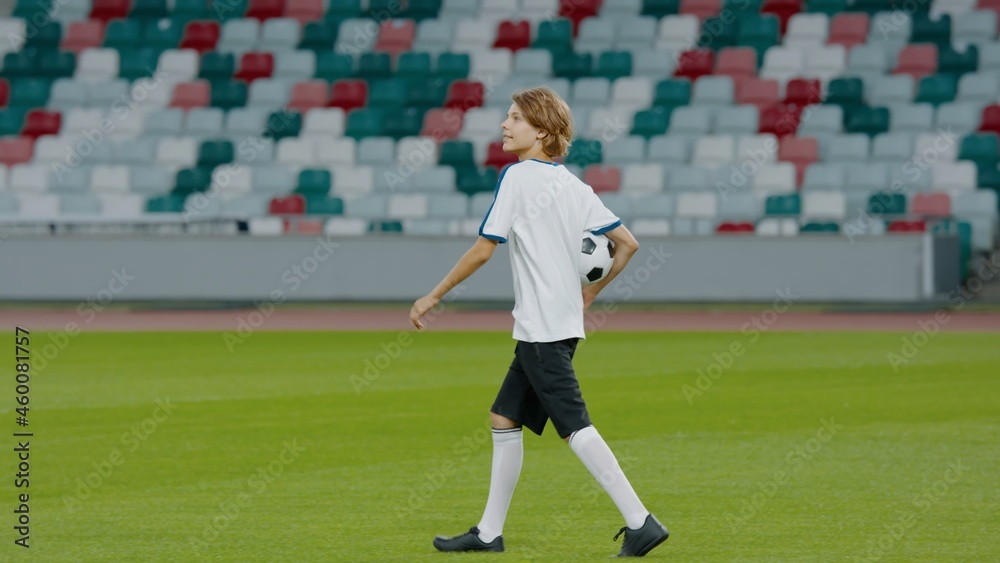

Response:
(409, 87), (668, 557)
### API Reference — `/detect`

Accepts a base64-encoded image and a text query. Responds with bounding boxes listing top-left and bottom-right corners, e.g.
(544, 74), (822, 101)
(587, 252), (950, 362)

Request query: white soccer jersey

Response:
(479, 159), (621, 343)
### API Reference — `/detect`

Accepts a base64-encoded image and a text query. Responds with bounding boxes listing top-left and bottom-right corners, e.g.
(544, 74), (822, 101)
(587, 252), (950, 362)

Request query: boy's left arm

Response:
(410, 237), (498, 329)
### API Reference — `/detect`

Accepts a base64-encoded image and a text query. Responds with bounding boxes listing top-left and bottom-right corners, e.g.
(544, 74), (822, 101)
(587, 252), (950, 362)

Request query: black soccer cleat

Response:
(613, 514), (669, 557)
(433, 526), (505, 553)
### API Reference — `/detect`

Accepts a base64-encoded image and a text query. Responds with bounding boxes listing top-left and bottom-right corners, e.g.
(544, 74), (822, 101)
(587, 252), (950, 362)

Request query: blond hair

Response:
(511, 86), (574, 157)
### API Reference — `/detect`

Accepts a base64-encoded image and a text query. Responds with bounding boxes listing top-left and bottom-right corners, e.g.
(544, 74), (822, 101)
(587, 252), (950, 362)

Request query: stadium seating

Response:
(0, 0), (992, 254)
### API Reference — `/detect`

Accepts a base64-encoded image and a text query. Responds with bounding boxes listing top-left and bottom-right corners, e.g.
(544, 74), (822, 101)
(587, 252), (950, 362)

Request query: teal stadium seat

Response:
(200, 52), (236, 80)
(765, 194), (802, 215)
(197, 141), (235, 168)
(435, 52), (471, 80)
(315, 52), (354, 81)
(641, 0), (681, 17)
(296, 169), (333, 197)
(345, 109), (384, 139)
(299, 22), (338, 52)
(533, 20), (574, 54)
(104, 19), (142, 50)
(595, 51), (632, 81)
(632, 108), (672, 139)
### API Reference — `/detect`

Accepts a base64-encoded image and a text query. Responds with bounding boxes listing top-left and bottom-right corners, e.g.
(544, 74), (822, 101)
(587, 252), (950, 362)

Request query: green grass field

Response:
(3, 330), (998, 562)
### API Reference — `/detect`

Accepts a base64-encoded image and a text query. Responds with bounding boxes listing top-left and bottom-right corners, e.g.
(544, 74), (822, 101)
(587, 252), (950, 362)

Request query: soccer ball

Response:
(580, 233), (615, 285)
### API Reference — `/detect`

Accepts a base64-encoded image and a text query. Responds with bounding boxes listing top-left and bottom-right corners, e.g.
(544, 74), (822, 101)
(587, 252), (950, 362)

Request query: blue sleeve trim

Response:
(591, 220), (622, 235)
(477, 162), (521, 243)
(479, 233), (508, 243)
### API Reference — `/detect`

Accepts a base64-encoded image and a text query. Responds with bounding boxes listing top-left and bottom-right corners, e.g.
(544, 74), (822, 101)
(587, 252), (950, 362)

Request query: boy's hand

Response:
(582, 286), (599, 312)
(410, 294), (441, 330)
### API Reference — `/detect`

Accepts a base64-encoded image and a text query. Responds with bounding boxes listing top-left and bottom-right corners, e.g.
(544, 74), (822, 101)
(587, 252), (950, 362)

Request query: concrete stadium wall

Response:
(0, 234), (960, 302)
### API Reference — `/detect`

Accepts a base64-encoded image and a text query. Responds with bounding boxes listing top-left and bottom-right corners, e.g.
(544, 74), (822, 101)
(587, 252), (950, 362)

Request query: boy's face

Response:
(501, 103), (543, 157)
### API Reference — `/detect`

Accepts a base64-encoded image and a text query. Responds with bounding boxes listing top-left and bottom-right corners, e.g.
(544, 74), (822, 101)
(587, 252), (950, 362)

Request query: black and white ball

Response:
(580, 233), (615, 285)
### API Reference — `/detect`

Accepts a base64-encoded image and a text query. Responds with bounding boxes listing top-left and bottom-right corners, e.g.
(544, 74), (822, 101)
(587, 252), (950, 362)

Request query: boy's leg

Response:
(435, 342), (547, 553)
(520, 339), (649, 528)
(567, 425), (649, 529)
(476, 413), (522, 543)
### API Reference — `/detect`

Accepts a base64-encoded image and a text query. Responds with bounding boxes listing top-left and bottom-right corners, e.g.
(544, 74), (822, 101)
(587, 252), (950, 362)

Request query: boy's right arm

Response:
(410, 237), (499, 330)
(582, 224), (639, 311)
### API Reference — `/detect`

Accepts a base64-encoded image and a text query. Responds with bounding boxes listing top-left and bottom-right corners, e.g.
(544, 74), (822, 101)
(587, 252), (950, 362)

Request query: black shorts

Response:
(490, 338), (592, 438)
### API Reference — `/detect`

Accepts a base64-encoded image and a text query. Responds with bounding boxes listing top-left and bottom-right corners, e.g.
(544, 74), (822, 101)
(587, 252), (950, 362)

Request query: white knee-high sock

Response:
(477, 428), (523, 543)
(569, 425), (650, 529)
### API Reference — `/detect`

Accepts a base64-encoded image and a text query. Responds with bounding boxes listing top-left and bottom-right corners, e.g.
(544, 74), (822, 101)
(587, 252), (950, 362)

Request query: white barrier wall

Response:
(0, 234), (960, 302)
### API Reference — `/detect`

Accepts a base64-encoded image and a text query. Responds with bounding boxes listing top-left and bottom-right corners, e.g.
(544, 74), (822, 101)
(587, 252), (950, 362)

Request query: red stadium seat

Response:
(778, 136), (818, 186)
(246, 0), (286, 21)
(445, 80), (484, 111)
(21, 110), (61, 139)
(716, 221), (756, 234)
(0, 79), (8, 107)
(90, 0), (130, 22)
(284, 0), (324, 23)
(170, 81), (210, 110)
(759, 104), (802, 137)
(328, 80), (368, 112)
(681, 0), (722, 20)
(288, 81), (328, 112)
(269, 194), (306, 215)
(375, 19), (415, 55)
(560, 0), (601, 30)
(895, 44), (938, 79)
(727, 75), (750, 94)
(716, 47), (757, 80)
(910, 193), (951, 217)
(674, 49), (715, 81)
(827, 13), (868, 49)
(583, 165), (621, 193)
(737, 78), (779, 110)
(61, 20), (104, 53)
(784, 78), (821, 106)
(181, 21), (221, 53)
(979, 104), (1000, 135)
(485, 141), (518, 170)
(421, 108), (464, 139)
(494, 20), (531, 51)
(979, 0), (1000, 16)
(0, 137), (33, 166)
(235, 52), (274, 82)
(761, 0), (802, 33)
(887, 219), (926, 233)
